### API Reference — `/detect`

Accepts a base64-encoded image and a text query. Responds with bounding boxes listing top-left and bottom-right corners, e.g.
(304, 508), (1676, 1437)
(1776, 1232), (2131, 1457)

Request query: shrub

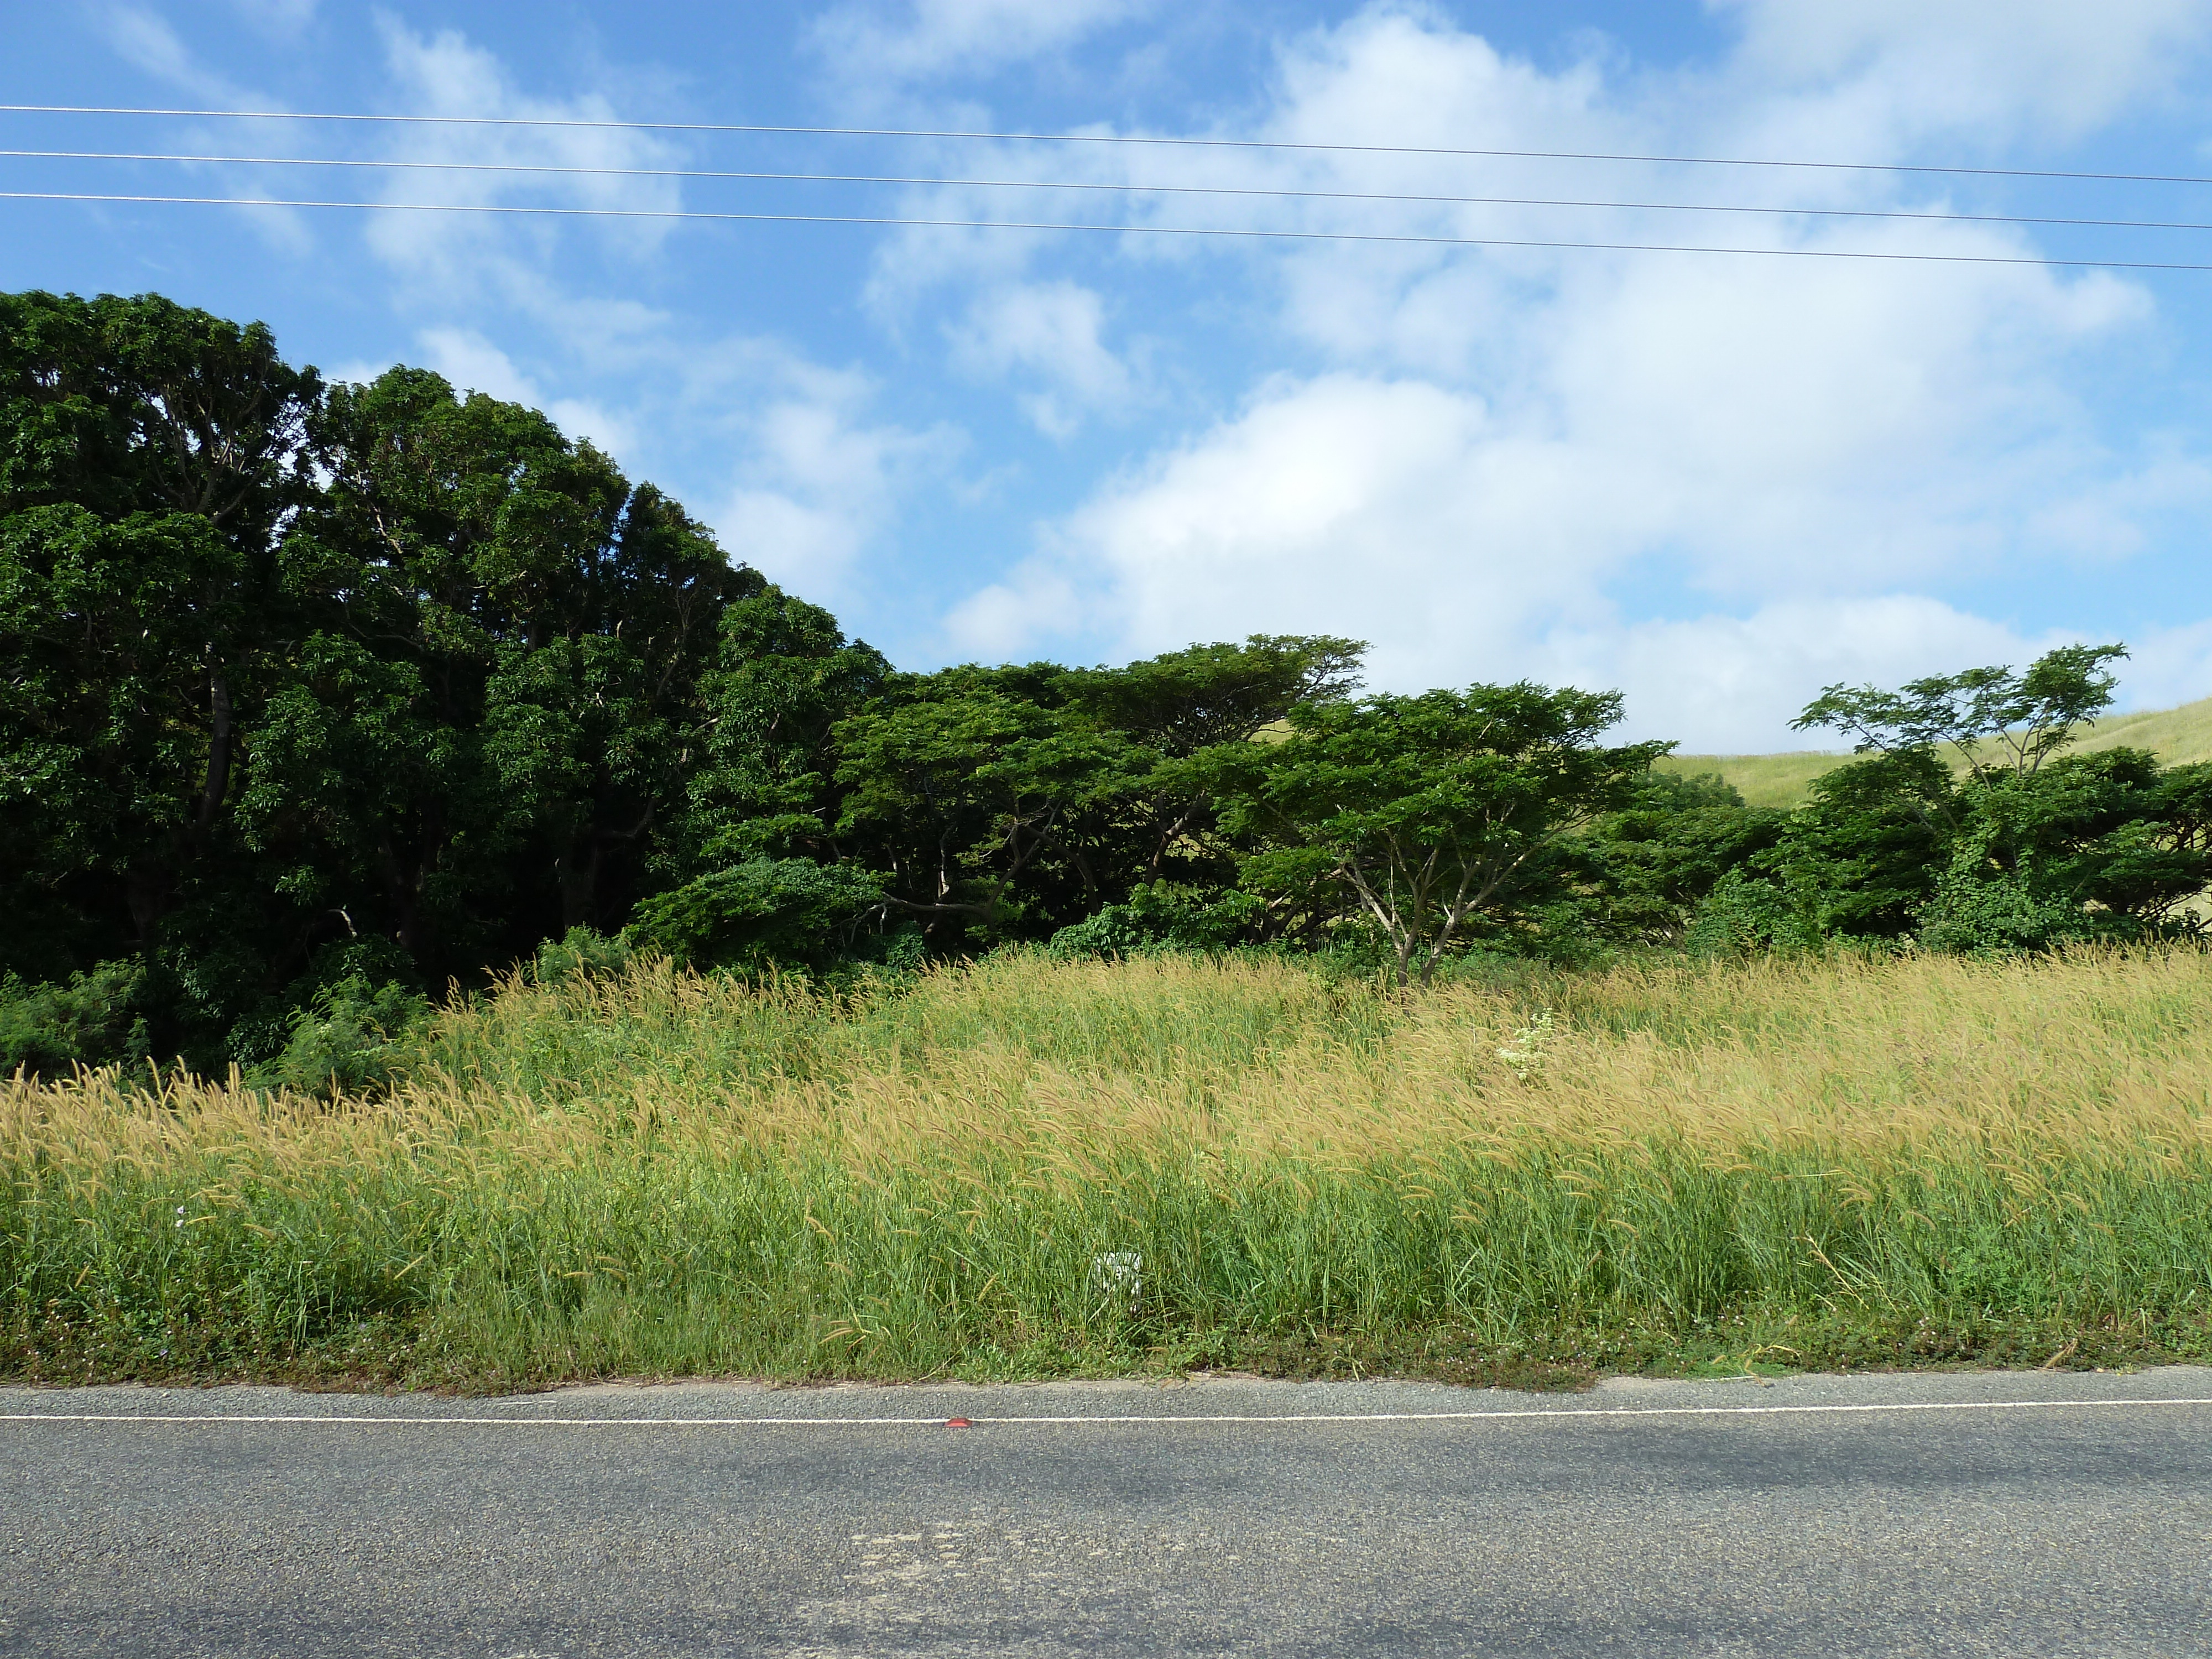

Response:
(625, 857), (889, 971)
(530, 926), (633, 987)
(226, 936), (423, 1071)
(1913, 859), (2103, 956)
(1684, 869), (1828, 956)
(249, 975), (427, 1098)
(1047, 882), (1265, 958)
(0, 959), (149, 1077)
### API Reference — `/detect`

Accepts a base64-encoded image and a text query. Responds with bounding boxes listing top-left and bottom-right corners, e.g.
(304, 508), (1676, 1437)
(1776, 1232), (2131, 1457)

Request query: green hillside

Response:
(1660, 693), (2212, 808)
(1652, 749), (1850, 808)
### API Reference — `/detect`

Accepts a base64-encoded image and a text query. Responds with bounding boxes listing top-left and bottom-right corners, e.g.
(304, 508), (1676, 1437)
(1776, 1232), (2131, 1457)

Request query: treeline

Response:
(5, 291), (2211, 1078)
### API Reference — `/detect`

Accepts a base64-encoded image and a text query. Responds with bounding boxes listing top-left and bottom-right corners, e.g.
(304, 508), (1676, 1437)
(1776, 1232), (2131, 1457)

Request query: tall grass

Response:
(6, 948), (2210, 1389)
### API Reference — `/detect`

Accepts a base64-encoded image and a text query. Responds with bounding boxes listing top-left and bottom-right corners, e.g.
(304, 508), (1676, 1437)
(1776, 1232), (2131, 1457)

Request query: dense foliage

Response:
(4, 291), (2209, 1076)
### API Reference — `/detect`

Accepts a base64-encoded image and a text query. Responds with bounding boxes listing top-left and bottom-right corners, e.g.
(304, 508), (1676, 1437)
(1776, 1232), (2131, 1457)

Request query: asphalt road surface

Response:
(3, 1366), (2209, 1657)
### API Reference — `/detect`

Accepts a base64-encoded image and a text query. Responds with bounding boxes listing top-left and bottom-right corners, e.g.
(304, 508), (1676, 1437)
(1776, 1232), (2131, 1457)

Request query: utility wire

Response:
(8, 188), (2211, 270)
(6, 102), (2212, 188)
(9, 147), (2212, 234)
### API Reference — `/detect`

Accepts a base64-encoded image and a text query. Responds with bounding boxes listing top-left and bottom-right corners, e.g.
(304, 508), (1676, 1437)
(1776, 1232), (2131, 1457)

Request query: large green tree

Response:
(819, 637), (1364, 945)
(0, 291), (317, 991)
(680, 583), (892, 868)
(1913, 750), (2212, 950)
(250, 367), (754, 972)
(2, 293), (801, 1064)
(831, 667), (1145, 939)
(1062, 634), (1366, 891)
(1207, 683), (1669, 984)
(1792, 644), (2130, 814)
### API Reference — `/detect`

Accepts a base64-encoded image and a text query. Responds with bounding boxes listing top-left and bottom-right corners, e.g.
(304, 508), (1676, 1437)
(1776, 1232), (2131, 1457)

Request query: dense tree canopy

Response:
(1206, 684), (1668, 984)
(4, 290), (2208, 1078)
(3, 291), (767, 1062)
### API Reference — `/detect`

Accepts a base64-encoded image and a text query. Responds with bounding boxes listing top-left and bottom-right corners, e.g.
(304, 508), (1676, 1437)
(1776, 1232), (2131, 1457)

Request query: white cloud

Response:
(933, 1), (2212, 745)
(696, 353), (964, 603)
(360, 18), (681, 286)
(1262, 8), (1614, 162)
(947, 374), (1532, 673)
(414, 327), (540, 406)
(1710, 0), (2212, 147)
(945, 239), (2188, 733)
(227, 0), (316, 38)
(2117, 620), (2212, 713)
(807, 0), (1156, 86)
(1547, 599), (2062, 753)
(97, 4), (221, 92)
(946, 281), (1136, 435)
(956, 238), (2169, 736)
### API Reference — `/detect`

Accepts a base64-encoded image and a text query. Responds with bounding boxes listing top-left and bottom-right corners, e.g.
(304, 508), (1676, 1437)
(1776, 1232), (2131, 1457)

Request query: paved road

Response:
(3, 1367), (2209, 1658)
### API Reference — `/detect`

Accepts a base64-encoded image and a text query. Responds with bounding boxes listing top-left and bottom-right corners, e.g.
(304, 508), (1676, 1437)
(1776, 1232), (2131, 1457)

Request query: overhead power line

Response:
(9, 147), (2212, 235)
(5, 103), (2212, 189)
(7, 188), (2211, 271)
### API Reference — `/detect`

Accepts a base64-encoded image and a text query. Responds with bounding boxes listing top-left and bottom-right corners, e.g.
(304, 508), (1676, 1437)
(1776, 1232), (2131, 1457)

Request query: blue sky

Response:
(8, 0), (2212, 749)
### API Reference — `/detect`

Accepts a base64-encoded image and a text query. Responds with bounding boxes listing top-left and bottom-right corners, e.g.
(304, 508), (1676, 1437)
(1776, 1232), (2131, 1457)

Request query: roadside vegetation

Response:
(7, 946), (2210, 1390)
(6, 290), (2211, 1390)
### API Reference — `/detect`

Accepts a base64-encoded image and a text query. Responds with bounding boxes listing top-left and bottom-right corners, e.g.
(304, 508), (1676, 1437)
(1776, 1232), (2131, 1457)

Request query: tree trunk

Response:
(377, 842), (431, 960)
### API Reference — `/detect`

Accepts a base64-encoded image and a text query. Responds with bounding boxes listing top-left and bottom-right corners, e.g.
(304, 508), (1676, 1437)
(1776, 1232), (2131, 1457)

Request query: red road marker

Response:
(945, 1417), (973, 1428)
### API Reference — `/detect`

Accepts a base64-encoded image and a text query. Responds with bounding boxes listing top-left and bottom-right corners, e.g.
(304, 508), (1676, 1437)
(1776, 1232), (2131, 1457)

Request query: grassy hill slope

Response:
(1658, 695), (2212, 808)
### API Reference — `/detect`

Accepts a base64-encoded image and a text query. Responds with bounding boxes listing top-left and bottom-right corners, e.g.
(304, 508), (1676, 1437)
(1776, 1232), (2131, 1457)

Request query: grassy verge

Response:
(6, 948), (2210, 1392)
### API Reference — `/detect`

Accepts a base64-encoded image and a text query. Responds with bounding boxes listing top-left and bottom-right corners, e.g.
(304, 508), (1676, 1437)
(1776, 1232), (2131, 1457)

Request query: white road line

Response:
(3, 1396), (2210, 1428)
